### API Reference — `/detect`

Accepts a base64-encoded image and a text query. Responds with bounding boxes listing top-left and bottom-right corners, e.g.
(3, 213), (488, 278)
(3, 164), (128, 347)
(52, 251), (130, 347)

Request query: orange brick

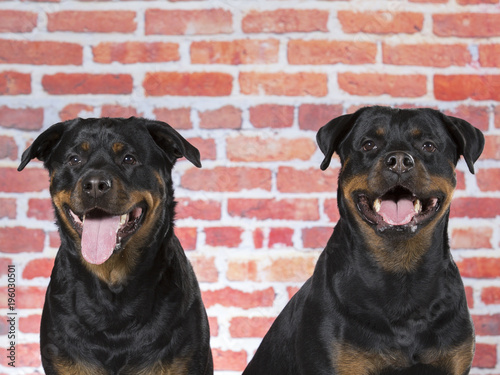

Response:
(48, 11), (137, 33)
(0, 10), (37, 32)
(383, 44), (471, 67)
(242, 9), (328, 33)
(202, 287), (275, 309)
(176, 198), (221, 220)
(212, 349), (247, 371)
(239, 71), (327, 97)
(434, 75), (500, 101)
(477, 169), (500, 191)
(227, 260), (259, 281)
(100, 105), (142, 118)
(338, 11), (424, 34)
(205, 227), (243, 247)
(434, 13), (500, 37)
(479, 44), (500, 67)
(249, 104), (294, 128)
(0, 71), (31, 95)
(23, 258), (54, 280)
(450, 198), (500, 218)
(289, 40), (377, 65)
(443, 105), (489, 131)
(481, 287), (500, 305)
(0, 40), (82, 65)
(0, 106), (43, 130)
(43, 73), (133, 95)
(483, 135), (500, 159)
(144, 72), (232, 97)
(298, 104), (344, 131)
(472, 343), (497, 368)
(277, 167), (339, 193)
(191, 39), (279, 64)
(302, 227), (333, 249)
(181, 167), (272, 192)
(199, 105), (242, 129)
(59, 104), (94, 121)
(229, 317), (275, 338)
(339, 72), (427, 98)
(146, 9), (232, 35)
(264, 255), (317, 282)
(175, 227), (197, 251)
(228, 198), (319, 221)
(153, 107), (192, 129)
(269, 227), (294, 247)
(189, 255), (218, 283)
(450, 227), (492, 249)
(186, 137), (216, 160)
(456, 258), (500, 278)
(93, 42), (179, 64)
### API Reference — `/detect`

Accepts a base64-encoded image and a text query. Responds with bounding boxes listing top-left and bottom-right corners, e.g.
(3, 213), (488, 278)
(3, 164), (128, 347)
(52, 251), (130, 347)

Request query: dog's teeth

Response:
(120, 214), (127, 225)
(414, 199), (422, 214)
(373, 199), (381, 213)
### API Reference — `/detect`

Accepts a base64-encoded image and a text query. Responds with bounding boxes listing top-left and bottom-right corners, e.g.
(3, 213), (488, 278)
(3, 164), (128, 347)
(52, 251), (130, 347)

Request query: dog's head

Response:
(18, 117), (200, 281)
(317, 107), (484, 244)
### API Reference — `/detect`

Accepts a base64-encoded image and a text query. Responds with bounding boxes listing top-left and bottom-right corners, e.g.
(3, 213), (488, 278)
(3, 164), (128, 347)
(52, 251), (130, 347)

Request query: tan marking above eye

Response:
(81, 142), (90, 151)
(112, 143), (125, 153)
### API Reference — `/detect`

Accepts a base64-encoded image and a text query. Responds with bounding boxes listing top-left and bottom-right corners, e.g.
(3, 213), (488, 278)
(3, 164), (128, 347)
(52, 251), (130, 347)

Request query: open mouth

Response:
(67, 205), (145, 265)
(356, 186), (440, 233)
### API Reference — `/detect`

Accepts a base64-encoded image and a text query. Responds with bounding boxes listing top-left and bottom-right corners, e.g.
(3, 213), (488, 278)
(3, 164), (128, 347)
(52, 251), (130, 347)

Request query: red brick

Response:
(227, 260), (258, 281)
(1, 343), (41, 368)
(208, 317), (218, 337)
(0, 227), (45, 254)
(0, 258), (13, 277)
(249, 104), (294, 128)
(27, 198), (54, 221)
(59, 104), (94, 121)
(23, 258), (54, 280)
(242, 9), (328, 33)
(0, 198), (16, 219)
(265, 255), (317, 282)
(443, 105), (489, 131)
(457, 258), (500, 278)
(1, 168), (49, 192)
(205, 227), (243, 248)
(482, 287), (500, 305)
(433, 13), (500, 37)
(325, 199), (341, 222)
(0, 136), (17, 160)
(175, 227), (197, 251)
(477, 169), (500, 191)
(186, 137), (216, 160)
(289, 40), (377, 65)
(479, 44), (500, 67)
(0, 71), (31, 95)
(93, 42), (179, 64)
(458, 0), (498, 3)
(176, 198), (221, 220)
(253, 228), (264, 249)
(0, 106), (43, 130)
(144, 72), (232, 97)
(483, 135), (500, 159)
(228, 198), (319, 221)
(191, 39), (279, 64)
(302, 227), (333, 249)
(49, 231), (61, 249)
(451, 227), (492, 249)
(288, 286), (300, 299)
(48, 11), (136, 33)
(383, 44), (471, 67)
(410, 0), (448, 2)
(456, 170), (466, 191)
(298, 104), (344, 131)
(226, 136), (316, 162)
(189, 255), (218, 283)
(181, 167), (271, 192)
(153, 107), (192, 129)
(435, 75), (500, 101)
(229, 317), (274, 338)
(19, 315), (41, 334)
(239, 72), (327, 97)
(269, 227), (294, 248)
(472, 314), (500, 335)
(339, 73), (427, 98)
(101, 105), (142, 118)
(338, 11), (424, 34)
(43, 73), (132, 95)
(199, 105), (242, 129)
(450, 198), (500, 218)
(472, 343), (497, 368)
(212, 349), (247, 371)
(277, 167), (339, 193)
(202, 287), (274, 309)
(465, 286), (474, 309)
(0, 10), (37, 32)
(146, 9), (232, 35)
(16, 286), (46, 309)
(0, 40), (82, 65)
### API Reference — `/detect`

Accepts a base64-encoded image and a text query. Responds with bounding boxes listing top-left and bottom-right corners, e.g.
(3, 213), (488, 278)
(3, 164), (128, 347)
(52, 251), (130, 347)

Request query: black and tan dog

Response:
(18, 117), (212, 375)
(243, 107), (484, 375)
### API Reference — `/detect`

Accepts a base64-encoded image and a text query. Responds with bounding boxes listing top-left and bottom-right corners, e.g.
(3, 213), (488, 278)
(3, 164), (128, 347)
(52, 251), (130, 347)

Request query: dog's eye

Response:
(68, 155), (82, 166)
(422, 142), (437, 153)
(123, 155), (136, 165)
(362, 140), (377, 152)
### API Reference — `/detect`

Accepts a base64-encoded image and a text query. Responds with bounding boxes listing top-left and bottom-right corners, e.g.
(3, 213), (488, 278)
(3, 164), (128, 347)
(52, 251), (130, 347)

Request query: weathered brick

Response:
(175, 227), (197, 251)
(339, 73), (427, 97)
(48, 11), (137, 33)
(186, 138), (216, 160)
(450, 227), (492, 249)
(249, 104), (294, 128)
(324, 199), (341, 222)
(101, 105), (142, 118)
(205, 227), (243, 248)
(202, 287), (275, 309)
(0, 40), (82, 65)
(472, 314), (500, 335)
(27, 198), (54, 221)
(23, 258), (54, 280)
(338, 11), (424, 34)
(472, 343), (497, 368)
(264, 255), (317, 282)
(477, 169), (500, 191)
(0, 106), (43, 130)
(59, 104), (94, 121)
(229, 317), (274, 338)
(181, 167), (271, 192)
(146, 9), (232, 35)
(434, 13), (500, 37)
(226, 136), (316, 162)
(277, 167), (339, 193)
(212, 349), (247, 371)
(434, 75), (500, 101)
(2, 343), (41, 368)
(239, 72), (327, 97)
(269, 227), (294, 248)
(153, 107), (192, 129)
(176, 198), (221, 220)
(191, 39), (279, 64)
(1, 168), (48, 192)
(298, 104), (344, 131)
(479, 44), (500, 67)
(0, 71), (31, 95)
(289, 40), (377, 65)
(43, 73), (133, 95)
(443, 105), (489, 131)
(0, 11), (37, 32)
(189, 255), (218, 283)
(302, 227), (333, 249)
(93, 42), (179, 64)
(253, 228), (264, 249)
(450, 198), (500, 218)
(383, 44), (471, 67)
(144, 72), (232, 97)
(199, 105), (242, 129)
(483, 135), (500, 159)
(0, 136), (17, 160)
(228, 198), (319, 221)
(242, 9), (328, 33)
(0, 227), (45, 254)
(456, 258), (500, 278)
(482, 287), (500, 305)
(15, 286), (46, 309)
(0, 198), (16, 219)
(458, 0), (498, 3)
(227, 259), (258, 281)
(19, 315), (41, 334)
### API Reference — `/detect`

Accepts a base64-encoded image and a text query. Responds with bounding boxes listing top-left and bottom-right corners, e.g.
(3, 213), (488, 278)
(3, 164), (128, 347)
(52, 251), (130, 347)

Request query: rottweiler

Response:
(243, 106), (484, 375)
(18, 117), (213, 375)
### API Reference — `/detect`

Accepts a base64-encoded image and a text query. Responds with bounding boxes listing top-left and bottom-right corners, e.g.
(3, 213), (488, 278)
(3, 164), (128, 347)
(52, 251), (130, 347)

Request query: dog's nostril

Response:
(385, 152), (414, 174)
(83, 177), (111, 197)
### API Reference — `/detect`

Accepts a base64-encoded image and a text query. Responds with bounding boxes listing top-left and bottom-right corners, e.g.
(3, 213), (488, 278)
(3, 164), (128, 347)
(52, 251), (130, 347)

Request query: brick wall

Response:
(0, 0), (499, 374)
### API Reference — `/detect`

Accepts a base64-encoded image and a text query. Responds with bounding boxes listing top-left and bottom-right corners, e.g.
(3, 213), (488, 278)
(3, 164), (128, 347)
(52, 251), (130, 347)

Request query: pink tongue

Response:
(81, 215), (121, 265)
(379, 199), (415, 226)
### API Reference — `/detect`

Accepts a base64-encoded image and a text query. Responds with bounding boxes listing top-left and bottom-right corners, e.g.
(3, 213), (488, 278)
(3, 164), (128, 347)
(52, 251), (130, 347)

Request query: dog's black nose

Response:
(82, 176), (112, 198)
(385, 151), (415, 175)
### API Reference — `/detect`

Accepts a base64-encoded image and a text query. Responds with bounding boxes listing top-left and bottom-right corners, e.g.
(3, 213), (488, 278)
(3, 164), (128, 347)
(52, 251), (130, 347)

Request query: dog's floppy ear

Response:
(316, 111), (361, 170)
(17, 121), (68, 171)
(440, 113), (484, 174)
(146, 120), (202, 168)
